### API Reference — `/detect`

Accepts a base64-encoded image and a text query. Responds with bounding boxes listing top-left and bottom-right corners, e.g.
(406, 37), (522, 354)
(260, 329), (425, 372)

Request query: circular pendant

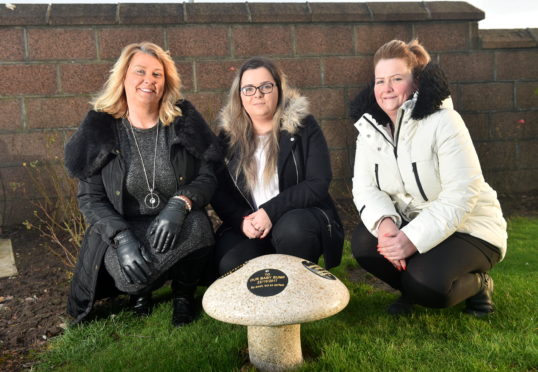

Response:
(144, 192), (160, 209)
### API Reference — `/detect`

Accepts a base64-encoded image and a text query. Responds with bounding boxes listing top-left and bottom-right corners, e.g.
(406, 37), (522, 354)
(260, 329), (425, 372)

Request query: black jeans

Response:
(215, 208), (324, 276)
(351, 222), (501, 308)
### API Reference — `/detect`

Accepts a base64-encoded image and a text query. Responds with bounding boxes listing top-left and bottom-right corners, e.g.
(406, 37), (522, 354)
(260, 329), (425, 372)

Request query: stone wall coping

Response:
(0, 2), (485, 26)
(479, 28), (538, 49)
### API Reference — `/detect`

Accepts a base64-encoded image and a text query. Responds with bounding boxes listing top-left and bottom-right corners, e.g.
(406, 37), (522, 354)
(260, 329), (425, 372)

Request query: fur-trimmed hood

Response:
(278, 90), (310, 134)
(64, 99), (221, 179)
(219, 88), (310, 136)
(349, 62), (451, 125)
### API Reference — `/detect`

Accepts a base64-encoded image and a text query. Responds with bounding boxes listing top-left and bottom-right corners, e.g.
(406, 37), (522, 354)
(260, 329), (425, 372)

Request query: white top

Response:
(252, 134), (279, 209)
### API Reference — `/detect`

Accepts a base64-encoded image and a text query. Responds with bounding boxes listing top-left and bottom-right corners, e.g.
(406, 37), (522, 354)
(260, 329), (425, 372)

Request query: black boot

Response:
(464, 273), (494, 317)
(171, 278), (198, 327)
(171, 294), (196, 327)
(129, 293), (152, 316)
(169, 247), (211, 327)
(388, 294), (414, 315)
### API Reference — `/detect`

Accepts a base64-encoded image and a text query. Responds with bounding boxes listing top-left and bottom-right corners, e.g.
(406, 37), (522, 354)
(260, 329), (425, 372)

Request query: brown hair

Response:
(373, 39), (431, 73)
(92, 42), (182, 125)
(219, 57), (289, 192)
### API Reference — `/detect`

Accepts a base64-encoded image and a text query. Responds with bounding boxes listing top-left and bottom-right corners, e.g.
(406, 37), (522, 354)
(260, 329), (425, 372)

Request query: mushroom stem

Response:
(247, 324), (303, 371)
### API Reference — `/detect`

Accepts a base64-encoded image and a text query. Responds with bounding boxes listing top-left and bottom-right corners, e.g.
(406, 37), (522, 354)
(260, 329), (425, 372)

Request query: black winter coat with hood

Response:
(64, 100), (221, 323)
(211, 94), (344, 269)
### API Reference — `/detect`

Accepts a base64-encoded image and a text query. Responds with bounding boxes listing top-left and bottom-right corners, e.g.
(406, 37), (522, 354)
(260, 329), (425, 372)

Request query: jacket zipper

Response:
(364, 116), (394, 145)
(393, 111), (404, 159)
(315, 207), (332, 238)
(291, 148), (299, 185)
(374, 163), (380, 190)
(412, 162), (429, 201)
(226, 166), (256, 211)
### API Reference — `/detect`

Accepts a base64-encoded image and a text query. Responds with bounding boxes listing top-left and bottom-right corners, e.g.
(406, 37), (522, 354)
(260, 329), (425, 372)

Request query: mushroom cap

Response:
(202, 254), (350, 326)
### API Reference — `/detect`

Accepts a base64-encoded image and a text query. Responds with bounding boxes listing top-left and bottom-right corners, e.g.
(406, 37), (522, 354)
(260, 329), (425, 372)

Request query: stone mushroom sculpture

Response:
(202, 254), (350, 371)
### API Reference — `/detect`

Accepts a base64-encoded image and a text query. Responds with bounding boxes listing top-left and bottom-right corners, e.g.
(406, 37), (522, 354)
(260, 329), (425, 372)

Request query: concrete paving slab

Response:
(0, 239), (18, 278)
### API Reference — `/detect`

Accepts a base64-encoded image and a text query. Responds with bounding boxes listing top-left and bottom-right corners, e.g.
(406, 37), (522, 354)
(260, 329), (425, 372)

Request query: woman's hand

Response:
(147, 197), (188, 253)
(114, 230), (153, 284)
(377, 217), (414, 270)
(377, 230), (417, 262)
(241, 217), (262, 239)
(378, 217), (399, 241)
(388, 258), (406, 272)
(243, 208), (273, 239)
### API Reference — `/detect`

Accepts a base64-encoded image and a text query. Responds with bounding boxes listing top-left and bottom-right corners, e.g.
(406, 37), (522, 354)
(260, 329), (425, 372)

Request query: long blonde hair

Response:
(92, 42), (183, 125)
(219, 57), (291, 193)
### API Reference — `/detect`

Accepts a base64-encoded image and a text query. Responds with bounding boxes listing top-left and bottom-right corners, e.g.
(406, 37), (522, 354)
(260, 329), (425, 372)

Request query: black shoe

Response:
(388, 294), (414, 315)
(129, 294), (152, 317)
(464, 273), (494, 317)
(172, 296), (195, 327)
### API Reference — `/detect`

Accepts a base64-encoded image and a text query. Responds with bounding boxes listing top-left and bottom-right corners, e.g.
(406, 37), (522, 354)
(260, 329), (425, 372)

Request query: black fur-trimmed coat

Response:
(349, 63), (507, 257)
(211, 95), (344, 269)
(64, 100), (221, 322)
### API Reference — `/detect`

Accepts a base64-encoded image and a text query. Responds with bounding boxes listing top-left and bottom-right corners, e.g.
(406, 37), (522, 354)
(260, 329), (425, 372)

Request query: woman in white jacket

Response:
(350, 39), (507, 316)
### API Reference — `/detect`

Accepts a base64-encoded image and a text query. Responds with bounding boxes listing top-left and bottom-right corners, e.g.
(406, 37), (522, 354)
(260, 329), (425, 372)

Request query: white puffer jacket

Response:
(351, 65), (507, 259)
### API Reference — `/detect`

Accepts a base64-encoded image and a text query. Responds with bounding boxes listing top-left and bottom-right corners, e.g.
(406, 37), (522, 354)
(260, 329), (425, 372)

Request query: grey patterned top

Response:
(119, 120), (177, 217)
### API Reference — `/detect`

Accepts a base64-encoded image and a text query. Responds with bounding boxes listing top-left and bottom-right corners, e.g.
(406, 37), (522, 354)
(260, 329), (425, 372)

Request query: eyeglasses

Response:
(240, 82), (275, 96)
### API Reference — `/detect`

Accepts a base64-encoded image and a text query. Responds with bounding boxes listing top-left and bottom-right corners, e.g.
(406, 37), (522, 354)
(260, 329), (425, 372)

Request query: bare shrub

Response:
(22, 136), (85, 269)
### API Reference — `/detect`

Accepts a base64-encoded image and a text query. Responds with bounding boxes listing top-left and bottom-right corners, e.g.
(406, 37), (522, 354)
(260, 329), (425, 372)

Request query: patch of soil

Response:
(0, 227), (70, 371)
(333, 198), (360, 237)
(346, 266), (398, 294)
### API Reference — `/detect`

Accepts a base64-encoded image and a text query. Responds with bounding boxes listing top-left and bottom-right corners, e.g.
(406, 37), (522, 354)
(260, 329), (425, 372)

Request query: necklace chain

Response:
(122, 117), (160, 209)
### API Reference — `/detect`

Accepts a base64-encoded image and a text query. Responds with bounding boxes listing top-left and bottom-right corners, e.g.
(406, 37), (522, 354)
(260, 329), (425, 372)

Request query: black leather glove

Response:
(148, 197), (188, 253)
(114, 230), (153, 284)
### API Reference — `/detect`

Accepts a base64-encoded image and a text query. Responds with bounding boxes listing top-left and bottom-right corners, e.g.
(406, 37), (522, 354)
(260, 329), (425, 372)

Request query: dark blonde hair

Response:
(373, 39), (431, 74)
(219, 57), (289, 192)
(92, 42), (182, 125)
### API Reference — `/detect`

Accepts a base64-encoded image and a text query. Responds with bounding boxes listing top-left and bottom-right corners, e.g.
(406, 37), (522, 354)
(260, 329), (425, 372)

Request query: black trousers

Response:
(215, 208), (324, 276)
(351, 222), (501, 308)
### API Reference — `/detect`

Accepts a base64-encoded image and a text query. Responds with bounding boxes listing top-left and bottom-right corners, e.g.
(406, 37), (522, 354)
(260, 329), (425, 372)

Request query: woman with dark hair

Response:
(350, 39), (507, 316)
(211, 56), (344, 276)
(64, 42), (220, 326)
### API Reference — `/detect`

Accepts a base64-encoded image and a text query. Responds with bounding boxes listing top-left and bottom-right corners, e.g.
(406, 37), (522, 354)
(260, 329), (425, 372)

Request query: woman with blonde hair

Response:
(350, 39), (507, 316)
(211, 56), (344, 275)
(65, 42), (221, 326)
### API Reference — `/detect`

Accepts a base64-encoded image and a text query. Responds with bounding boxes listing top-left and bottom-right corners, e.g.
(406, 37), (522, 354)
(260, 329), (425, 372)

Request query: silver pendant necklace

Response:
(123, 117), (161, 209)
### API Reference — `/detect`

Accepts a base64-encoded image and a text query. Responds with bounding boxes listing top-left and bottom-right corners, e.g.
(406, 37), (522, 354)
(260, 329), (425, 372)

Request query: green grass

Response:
(36, 217), (538, 371)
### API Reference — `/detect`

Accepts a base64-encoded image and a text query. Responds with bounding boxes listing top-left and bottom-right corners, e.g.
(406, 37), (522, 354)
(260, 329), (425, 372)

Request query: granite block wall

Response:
(0, 2), (537, 226)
